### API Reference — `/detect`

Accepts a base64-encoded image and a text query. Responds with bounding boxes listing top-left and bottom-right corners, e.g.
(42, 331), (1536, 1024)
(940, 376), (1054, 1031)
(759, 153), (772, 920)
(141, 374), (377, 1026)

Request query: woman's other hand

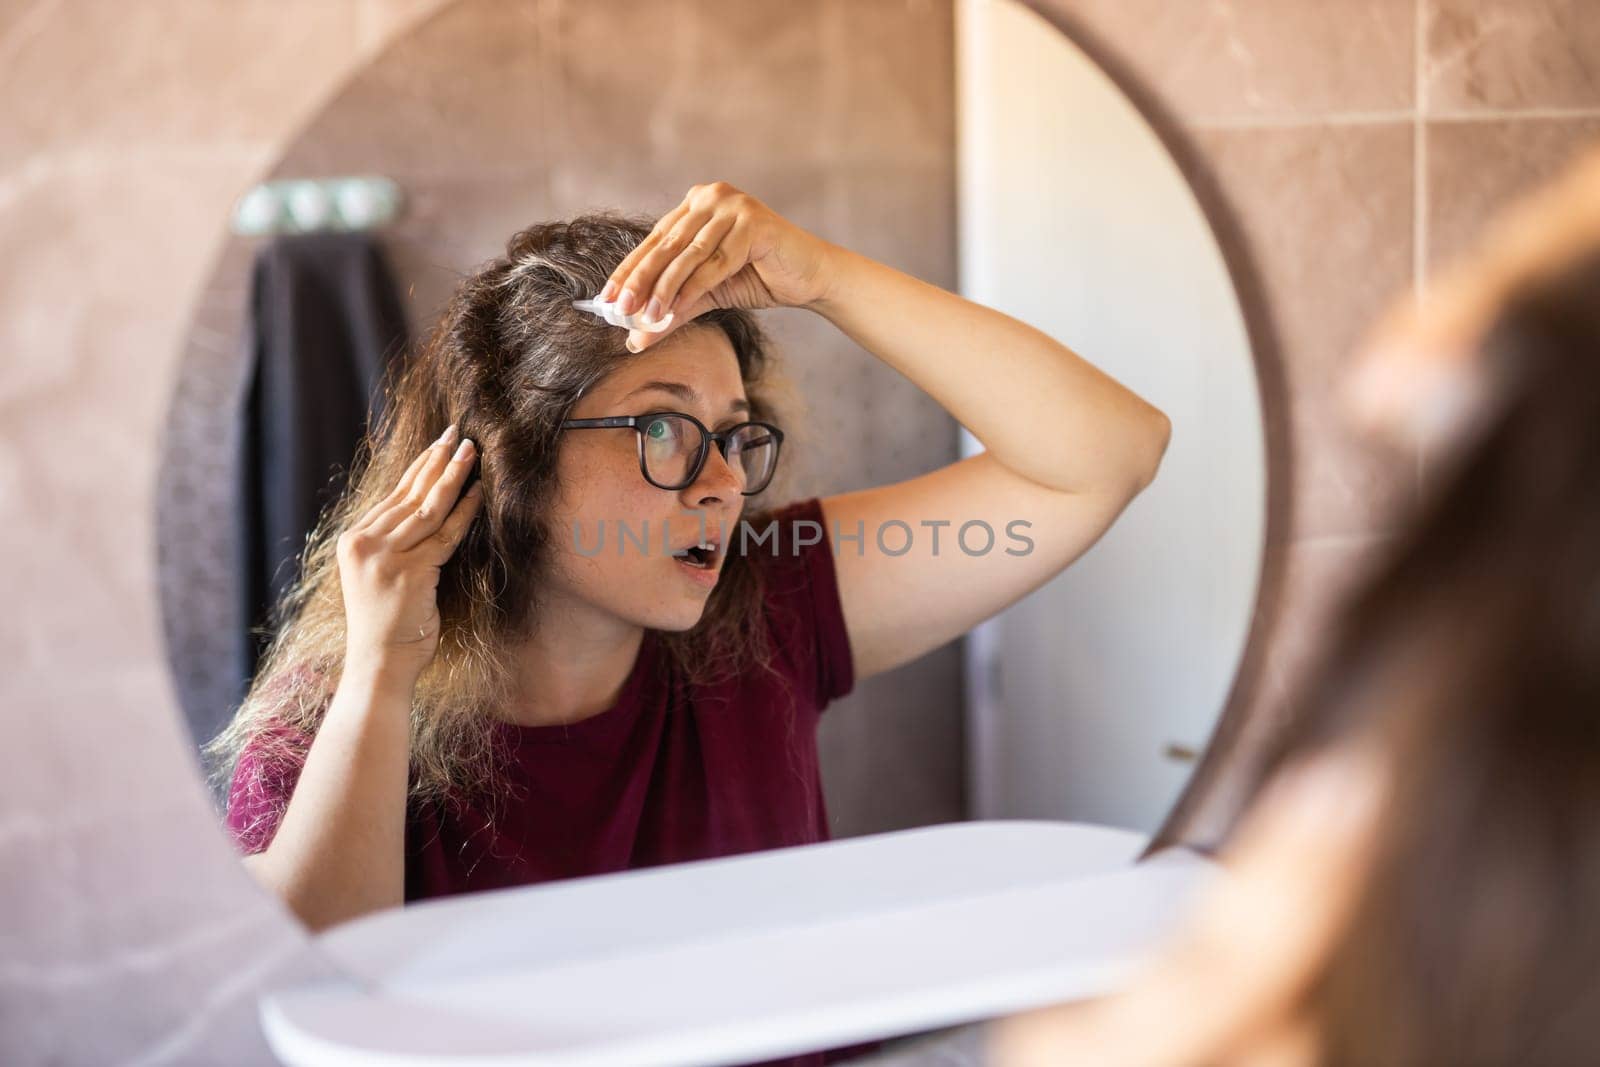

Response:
(335, 424), (483, 686)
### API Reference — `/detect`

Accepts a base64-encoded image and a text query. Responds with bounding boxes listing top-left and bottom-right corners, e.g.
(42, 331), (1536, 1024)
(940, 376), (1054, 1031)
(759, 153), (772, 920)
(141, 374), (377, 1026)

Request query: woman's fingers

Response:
(619, 207), (719, 320)
(353, 426), (456, 531)
(652, 212), (738, 318)
(384, 438), (443, 500)
(626, 290), (720, 352)
(350, 447), (429, 535)
(394, 427), (457, 498)
(627, 217), (751, 353)
(386, 436), (478, 551)
(667, 215), (748, 318)
(366, 432), (461, 537)
(604, 200), (694, 309)
(417, 480), (484, 565)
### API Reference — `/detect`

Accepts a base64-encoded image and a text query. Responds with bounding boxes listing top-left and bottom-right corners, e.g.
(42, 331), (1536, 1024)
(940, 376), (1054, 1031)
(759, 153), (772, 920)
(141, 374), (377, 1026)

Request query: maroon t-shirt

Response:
(227, 496), (879, 1065)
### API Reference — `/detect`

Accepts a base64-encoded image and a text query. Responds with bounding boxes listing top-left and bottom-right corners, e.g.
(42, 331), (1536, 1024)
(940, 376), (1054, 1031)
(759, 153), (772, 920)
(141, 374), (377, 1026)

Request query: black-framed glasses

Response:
(560, 411), (785, 494)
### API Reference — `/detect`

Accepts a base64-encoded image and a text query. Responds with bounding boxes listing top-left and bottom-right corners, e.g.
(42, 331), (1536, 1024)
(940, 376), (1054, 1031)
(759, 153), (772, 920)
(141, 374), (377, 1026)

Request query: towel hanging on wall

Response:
(234, 231), (410, 715)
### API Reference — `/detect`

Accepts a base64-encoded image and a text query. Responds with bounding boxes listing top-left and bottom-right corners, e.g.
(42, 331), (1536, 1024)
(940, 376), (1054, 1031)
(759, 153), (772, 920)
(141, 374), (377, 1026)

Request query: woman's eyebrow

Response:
(622, 379), (751, 416)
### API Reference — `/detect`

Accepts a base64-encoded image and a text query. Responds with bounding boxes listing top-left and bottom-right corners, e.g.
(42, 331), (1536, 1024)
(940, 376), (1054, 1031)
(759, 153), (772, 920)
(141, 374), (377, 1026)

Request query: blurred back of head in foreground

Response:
(990, 142), (1600, 1067)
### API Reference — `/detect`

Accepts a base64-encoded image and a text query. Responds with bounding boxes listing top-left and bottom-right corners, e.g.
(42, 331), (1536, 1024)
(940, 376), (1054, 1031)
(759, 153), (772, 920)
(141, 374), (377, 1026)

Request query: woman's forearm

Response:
(243, 662), (415, 932)
(811, 243), (1171, 497)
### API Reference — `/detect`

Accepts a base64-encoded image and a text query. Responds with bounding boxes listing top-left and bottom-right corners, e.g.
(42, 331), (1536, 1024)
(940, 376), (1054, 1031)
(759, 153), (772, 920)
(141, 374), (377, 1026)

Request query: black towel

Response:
(235, 231), (409, 705)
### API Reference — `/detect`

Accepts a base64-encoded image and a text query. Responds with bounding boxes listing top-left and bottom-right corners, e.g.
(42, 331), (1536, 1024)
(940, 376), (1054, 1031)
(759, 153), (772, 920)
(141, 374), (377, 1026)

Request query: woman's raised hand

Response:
(600, 181), (841, 353)
(335, 424), (483, 685)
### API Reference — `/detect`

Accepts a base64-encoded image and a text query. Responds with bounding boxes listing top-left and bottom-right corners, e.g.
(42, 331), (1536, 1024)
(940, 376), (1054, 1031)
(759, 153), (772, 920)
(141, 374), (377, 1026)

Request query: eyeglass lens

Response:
(641, 415), (778, 492)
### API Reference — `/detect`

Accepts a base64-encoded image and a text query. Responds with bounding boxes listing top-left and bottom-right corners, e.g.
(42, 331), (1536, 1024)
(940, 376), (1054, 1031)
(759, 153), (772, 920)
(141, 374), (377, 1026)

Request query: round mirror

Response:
(157, 0), (1265, 940)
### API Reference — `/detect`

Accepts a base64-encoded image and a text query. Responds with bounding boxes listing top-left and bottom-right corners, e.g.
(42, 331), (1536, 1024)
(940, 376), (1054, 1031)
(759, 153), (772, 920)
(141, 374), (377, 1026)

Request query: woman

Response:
(989, 146), (1600, 1066)
(209, 181), (1168, 948)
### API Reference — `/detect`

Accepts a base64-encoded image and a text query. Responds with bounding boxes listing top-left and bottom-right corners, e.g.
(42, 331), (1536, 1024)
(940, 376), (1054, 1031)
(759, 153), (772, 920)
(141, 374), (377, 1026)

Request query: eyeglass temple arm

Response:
(561, 417), (638, 429)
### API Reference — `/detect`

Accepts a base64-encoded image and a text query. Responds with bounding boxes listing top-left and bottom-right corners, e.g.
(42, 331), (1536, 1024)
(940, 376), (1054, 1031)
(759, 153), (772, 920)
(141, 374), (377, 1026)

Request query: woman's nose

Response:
(685, 442), (744, 501)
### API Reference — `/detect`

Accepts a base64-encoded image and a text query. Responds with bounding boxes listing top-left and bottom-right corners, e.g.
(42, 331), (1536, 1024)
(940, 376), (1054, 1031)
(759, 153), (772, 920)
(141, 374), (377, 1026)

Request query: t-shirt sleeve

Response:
(752, 496), (857, 710)
(225, 715), (314, 856)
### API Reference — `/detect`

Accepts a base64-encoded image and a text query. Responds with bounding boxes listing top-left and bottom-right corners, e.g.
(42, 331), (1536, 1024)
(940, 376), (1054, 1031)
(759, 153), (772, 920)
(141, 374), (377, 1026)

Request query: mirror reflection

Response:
(155, 0), (1262, 946)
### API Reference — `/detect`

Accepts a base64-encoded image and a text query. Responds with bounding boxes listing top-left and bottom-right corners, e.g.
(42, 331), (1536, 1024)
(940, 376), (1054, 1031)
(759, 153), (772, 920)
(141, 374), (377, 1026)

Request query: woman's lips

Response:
(670, 551), (721, 588)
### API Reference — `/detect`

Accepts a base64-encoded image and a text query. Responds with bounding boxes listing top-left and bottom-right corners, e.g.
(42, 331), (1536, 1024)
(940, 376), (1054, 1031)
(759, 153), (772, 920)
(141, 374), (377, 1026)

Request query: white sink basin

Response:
(259, 820), (1212, 1066)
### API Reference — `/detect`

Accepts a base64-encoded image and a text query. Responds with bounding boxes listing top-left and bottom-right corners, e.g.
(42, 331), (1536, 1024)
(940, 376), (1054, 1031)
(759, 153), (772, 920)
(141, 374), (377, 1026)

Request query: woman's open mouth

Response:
(672, 540), (723, 584)
(679, 545), (714, 568)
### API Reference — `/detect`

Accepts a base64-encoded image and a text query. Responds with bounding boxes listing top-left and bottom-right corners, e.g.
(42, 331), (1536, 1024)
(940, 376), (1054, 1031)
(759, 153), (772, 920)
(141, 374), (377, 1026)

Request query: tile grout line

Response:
(1415, 0), (1430, 494)
(1192, 110), (1415, 129)
(1430, 106), (1600, 121)
(1415, 0), (1428, 302)
(1191, 107), (1600, 132)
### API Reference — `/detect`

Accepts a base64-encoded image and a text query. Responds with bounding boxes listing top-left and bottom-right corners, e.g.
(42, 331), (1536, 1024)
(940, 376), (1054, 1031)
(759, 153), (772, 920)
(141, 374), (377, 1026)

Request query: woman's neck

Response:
(502, 603), (645, 728)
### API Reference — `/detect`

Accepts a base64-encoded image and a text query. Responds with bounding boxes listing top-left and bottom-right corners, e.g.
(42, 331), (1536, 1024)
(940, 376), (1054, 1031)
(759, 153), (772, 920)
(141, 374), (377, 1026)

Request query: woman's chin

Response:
(645, 590), (712, 632)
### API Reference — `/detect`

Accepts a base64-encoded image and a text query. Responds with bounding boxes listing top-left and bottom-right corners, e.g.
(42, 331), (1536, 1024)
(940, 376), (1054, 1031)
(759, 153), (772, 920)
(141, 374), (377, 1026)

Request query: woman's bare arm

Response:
(241, 663), (415, 931)
(241, 424), (483, 931)
(811, 244), (1170, 682)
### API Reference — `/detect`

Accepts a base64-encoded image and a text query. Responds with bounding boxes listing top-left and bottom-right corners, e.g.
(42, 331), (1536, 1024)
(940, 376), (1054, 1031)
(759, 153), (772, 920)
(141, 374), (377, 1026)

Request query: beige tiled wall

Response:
(5, 1), (1600, 1062)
